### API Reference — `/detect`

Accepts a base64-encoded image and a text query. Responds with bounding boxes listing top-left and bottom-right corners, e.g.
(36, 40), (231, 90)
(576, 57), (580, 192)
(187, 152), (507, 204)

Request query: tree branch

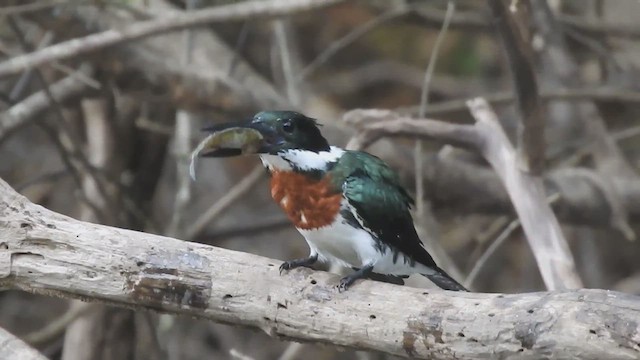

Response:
(467, 98), (582, 290)
(529, 0), (637, 241)
(344, 103), (583, 290)
(342, 109), (640, 230)
(411, 4), (640, 39)
(0, 64), (93, 144)
(0, 178), (638, 359)
(488, 0), (545, 175)
(0, 0), (344, 79)
(344, 109), (480, 151)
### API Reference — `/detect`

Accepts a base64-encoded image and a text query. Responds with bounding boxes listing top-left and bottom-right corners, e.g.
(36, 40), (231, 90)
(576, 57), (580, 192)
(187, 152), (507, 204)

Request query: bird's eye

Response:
(282, 120), (295, 134)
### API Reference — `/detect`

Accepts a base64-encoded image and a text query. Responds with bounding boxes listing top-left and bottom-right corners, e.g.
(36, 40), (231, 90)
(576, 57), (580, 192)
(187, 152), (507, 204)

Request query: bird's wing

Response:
(335, 152), (437, 269)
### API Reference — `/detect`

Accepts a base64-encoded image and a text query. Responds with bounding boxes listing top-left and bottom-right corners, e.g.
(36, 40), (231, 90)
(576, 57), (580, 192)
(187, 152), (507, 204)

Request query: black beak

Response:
(189, 119), (276, 179)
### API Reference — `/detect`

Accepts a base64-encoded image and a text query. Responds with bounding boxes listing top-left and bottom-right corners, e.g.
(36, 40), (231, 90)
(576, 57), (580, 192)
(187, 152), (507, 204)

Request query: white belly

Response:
(298, 214), (435, 276)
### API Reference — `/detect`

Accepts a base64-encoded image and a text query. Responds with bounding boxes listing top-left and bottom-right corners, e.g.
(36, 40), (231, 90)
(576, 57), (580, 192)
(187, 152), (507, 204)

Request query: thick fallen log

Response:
(0, 178), (639, 359)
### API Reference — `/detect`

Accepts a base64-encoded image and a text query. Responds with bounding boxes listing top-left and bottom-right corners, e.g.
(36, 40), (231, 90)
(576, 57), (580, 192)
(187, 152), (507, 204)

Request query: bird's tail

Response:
(422, 267), (468, 292)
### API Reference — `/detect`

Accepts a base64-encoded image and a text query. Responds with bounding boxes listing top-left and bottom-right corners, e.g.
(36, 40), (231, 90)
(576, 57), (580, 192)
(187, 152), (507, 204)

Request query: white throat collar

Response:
(260, 146), (345, 172)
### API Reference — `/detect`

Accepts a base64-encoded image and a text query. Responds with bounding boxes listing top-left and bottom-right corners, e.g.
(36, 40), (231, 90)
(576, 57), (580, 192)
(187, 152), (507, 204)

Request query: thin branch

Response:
(415, 0), (455, 220)
(230, 349), (256, 360)
(530, 1), (637, 241)
(488, 0), (545, 174)
(0, 27), (101, 89)
(398, 87), (640, 117)
(411, 4), (640, 39)
(345, 105), (581, 290)
(23, 303), (96, 345)
(8, 18), (116, 223)
(186, 165), (265, 240)
(9, 31), (54, 102)
(0, 65), (93, 143)
(464, 217), (521, 289)
(467, 98), (582, 290)
(464, 193), (561, 289)
(0, 0), (87, 17)
(342, 109), (640, 229)
(559, 13), (640, 38)
(296, 8), (408, 82)
(277, 342), (305, 360)
(344, 109), (480, 151)
(0, 0), (345, 78)
(166, 0), (196, 238)
(273, 19), (301, 107)
(0, 178), (638, 360)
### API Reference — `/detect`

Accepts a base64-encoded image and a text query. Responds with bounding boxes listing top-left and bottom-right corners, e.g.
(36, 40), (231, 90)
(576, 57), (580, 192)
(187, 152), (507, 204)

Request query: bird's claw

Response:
(337, 276), (354, 292)
(278, 256), (318, 276)
(279, 261), (293, 275)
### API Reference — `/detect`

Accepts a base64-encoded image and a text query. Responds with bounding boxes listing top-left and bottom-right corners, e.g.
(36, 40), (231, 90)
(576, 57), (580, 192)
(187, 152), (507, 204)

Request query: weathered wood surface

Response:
(0, 178), (639, 359)
(0, 327), (48, 360)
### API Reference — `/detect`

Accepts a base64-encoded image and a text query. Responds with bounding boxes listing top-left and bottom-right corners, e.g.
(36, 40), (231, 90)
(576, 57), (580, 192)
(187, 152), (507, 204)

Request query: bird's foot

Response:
(279, 254), (318, 275)
(337, 264), (374, 292)
(338, 276), (356, 292)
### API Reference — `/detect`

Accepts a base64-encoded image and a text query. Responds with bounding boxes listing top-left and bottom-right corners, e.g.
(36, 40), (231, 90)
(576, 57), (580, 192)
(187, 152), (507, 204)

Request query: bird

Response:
(191, 110), (468, 292)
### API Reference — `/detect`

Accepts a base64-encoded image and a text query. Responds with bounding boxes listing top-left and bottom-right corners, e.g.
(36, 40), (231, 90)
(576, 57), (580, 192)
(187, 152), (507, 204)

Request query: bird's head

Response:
(190, 111), (332, 177)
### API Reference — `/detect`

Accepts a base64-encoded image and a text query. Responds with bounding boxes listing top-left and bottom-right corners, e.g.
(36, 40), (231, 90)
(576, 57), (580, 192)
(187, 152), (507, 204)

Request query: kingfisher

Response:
(191, 111), (467, 292)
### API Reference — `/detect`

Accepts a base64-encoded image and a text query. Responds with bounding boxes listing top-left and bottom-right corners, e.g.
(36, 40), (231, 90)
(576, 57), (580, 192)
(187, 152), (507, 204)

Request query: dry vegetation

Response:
(1, 0), (640, 359)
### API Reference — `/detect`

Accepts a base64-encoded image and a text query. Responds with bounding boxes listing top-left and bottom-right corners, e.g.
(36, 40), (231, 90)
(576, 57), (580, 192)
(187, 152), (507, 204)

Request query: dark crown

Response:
(253, 111), (330, 153)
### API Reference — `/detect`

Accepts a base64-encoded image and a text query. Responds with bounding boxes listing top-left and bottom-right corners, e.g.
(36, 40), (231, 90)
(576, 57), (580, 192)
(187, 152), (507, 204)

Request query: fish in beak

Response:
(189, 121), (267, 180)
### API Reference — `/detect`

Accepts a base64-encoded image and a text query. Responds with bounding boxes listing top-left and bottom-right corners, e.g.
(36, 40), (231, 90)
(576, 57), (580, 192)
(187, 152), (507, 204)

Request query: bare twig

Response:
(344, 109), (479, 151)
(0, 0), (87, 17)
(464, 193), (561, 289)
(530, 1), (637, 241)
(467, 98), (582, 290)
(398, 87), (640, 117)
(488, 0), (545, 174)
(343, 109), (640, 229)
(273, 19), (301, 108)
(0, 178), (638, 360)
(0, 65), (93, 143)
(230, 348), (256, 360)
(186, 165), (265, 240)
(61, 90), (124, 360)
(9, 19), (119, 223)
(273, 13), (313, 360)
(9, 32), (54, 102)
(166, 0), (196, 238)
(0, 26), (101, 90)
(412, 4), (640, 39)
(24, 303), (95, 345)
(161, 5), (200, 352)
(344, 105), (581, 289)
(415, 0), (455, 220)
(0, 0), (345, 78)
(78, 97), (118, 223)
(277, 342), (305, 360)
(297, 8), (408, 82)
(464, 218), (521, 289)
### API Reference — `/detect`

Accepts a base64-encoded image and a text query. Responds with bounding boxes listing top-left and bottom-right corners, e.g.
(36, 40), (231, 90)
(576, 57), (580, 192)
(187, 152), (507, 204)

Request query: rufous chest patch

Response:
(270, 171), (342, 230)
